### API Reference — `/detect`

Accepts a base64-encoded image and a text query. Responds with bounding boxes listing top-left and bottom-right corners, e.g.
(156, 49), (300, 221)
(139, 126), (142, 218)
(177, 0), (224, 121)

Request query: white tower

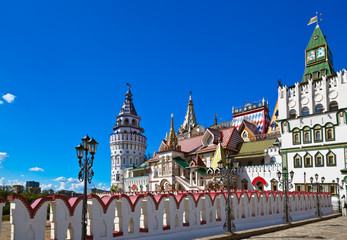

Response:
(110, 84), (147, 190)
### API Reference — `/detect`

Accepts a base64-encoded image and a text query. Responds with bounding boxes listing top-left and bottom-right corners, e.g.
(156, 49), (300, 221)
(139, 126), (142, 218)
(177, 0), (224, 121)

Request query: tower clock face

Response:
(317, 47), (325, 59)
(307, 50), (315, 63)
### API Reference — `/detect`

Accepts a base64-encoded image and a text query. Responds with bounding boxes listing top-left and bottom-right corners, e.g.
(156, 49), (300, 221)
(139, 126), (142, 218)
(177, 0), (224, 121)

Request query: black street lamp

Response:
(332, 178), (344, 213)
(218, 155), (239, 233)
(310, 174), (325, 217)
(277, 167), (294, 223)
(76, 134), (98, 240)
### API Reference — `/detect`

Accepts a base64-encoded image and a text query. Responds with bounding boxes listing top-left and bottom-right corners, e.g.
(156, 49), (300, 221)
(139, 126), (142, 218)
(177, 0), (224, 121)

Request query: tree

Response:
(111, 184), (122, 193)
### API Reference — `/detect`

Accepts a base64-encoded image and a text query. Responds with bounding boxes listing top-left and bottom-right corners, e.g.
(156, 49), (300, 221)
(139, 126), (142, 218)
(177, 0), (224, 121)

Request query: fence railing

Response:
(0, 190), (333, 240)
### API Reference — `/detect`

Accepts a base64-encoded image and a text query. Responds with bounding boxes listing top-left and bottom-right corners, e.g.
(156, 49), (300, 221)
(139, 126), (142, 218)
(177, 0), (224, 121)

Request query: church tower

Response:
(302, 24), (335, 82)
(177, 91), (203, 140)
(109, 84), (147, 190)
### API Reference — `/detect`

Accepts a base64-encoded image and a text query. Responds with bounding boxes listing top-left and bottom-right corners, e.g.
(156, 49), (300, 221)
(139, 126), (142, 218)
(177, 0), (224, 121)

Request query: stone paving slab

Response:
(245, 216), (347, 240)
(194, 214), (343, 240)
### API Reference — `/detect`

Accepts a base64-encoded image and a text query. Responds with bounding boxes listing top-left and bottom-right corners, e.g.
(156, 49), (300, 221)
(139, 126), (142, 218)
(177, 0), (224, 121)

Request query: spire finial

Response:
(167, 113), (178, 149)
(126, 83), (131, 89)
(214, 113), (217, 126)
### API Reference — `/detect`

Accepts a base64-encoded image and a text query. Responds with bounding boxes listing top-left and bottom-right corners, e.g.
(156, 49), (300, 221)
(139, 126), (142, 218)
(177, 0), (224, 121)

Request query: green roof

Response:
(236, 138), (277, 156)
(302, 25), (335, 83)
(173, 157), (189, 171)
(302, 61), (334, 82)
(129, 162), (149, 171)
(194, 168), (207, 175)
(306, 26), (326, 50)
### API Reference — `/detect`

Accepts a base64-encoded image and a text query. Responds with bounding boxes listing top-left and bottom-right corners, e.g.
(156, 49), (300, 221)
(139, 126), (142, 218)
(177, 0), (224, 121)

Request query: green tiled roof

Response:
(129, 162), (149, 171)
(302, 61), (334, 82)
(301, 25), (335, 83)
(236, 138), (277, 156)
(194, 168), (207, 175)
(173, 157), (189, 171)
(306, 26), (326, 50)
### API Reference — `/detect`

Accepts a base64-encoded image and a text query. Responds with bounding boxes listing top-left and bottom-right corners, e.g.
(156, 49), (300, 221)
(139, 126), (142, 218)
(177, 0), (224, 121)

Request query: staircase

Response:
(175, 176), (203, 190)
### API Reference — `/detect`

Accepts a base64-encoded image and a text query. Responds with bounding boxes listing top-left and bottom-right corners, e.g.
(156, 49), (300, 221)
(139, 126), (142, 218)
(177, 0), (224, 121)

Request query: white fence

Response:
(1, 190), (333, 240)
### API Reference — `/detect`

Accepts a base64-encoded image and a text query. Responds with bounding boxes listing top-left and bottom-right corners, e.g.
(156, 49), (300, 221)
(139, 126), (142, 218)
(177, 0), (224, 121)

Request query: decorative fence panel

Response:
(0, 190), (333, 240)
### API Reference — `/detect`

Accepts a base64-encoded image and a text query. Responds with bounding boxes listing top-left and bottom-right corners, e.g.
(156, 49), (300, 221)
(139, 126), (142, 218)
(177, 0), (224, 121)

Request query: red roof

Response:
(178, 134), (203, 153)
(177, 127), (242, 154)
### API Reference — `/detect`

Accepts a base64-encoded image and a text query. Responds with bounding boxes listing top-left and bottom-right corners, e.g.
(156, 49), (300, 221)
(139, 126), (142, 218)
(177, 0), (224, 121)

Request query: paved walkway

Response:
(1, 215), (346, 239)
(245, 216), (347, 240)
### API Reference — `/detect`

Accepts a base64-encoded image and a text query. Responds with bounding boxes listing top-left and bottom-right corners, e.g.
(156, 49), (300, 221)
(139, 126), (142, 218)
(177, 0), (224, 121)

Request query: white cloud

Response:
(41, 183), (52, 190)
(54, 176), (67, 182)
(97, 182), (110, 191)
(0, 177), (5, 185)
(7, 179), (25, 186)
(20, 175), (24, 177)
(53, 176), (83, 192)
(0, 178), (25, 186)
(0, 100), (3, 104)
(54, 176), (79, 183)
(2, 93), (16, 103)
(0, 152), (8, 168)
(29, 167), (44, 172)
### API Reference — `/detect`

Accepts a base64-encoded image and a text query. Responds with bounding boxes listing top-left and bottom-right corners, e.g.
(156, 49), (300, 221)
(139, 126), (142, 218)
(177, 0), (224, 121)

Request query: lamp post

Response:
(332, 178), (344, 213)
(217, 155), (239, 233)
(75, 135), (98, 240)
(310, 174), (325, 217)
(277, 167), (294, 223)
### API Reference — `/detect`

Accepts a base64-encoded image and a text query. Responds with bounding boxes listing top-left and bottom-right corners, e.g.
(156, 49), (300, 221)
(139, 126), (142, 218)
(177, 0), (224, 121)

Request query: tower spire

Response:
(119, 83), (137, 116)
(178, 91), (197, 133)
(167, 114), (178, 149)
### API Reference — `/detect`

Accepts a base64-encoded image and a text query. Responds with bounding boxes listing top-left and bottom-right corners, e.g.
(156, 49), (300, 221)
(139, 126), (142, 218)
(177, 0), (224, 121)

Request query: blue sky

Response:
(0, 1), (346, 192)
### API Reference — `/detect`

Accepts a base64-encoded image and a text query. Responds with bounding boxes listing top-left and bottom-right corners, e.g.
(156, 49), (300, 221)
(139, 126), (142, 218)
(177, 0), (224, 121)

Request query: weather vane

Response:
(126, 83), (131, 88)
(307, 12), (323, 26)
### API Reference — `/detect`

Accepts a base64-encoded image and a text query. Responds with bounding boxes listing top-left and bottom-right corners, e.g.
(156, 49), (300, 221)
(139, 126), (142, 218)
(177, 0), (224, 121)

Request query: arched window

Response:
(302, 107), (309, 116)
(325, 123), (334, 141)
(207, 135), (213, 145)
(293, 128), (301, 144)
(326, 151), (336, 166)
(124, 118), (129, 125)
(314, 125), (322, 142)
(329, 101), (338, 111)
(289, 109), (296, 119)
(304, 153), (312, 167)
(303, 127), (311, 143)
(132, 119), (136, 126)
(315, 152), (324, 167)
(242, 131), (248, 138)
(270, 179), (278, 191)
(315, 104), (324, 113)
(294, 154), (302, 168)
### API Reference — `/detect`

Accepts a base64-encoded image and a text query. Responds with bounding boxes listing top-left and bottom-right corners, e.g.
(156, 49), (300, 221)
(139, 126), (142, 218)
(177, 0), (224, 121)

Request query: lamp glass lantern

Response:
(81, 134), (90, 150)
(88, 137), (99, 155)
(75, 144), (84, 159)
(218, 160), (223, 169)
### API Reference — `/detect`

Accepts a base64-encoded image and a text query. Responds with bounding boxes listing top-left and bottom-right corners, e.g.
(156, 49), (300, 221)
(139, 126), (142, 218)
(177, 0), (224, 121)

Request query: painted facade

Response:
(278, 24), (347, 203)
(110, 85), (147, 190)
